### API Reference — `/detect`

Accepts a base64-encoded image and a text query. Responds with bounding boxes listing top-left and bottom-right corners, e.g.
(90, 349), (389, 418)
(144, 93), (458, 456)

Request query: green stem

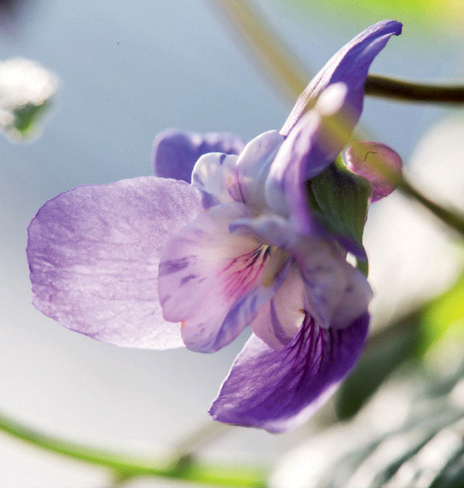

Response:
(365, 74), (464, 103)
(0, 411), (266, 487)
(398, 179), (464, 238)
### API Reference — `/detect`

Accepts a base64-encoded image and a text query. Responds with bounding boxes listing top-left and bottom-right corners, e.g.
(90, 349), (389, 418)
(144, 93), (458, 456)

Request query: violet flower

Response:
(27, 20), (401, 432)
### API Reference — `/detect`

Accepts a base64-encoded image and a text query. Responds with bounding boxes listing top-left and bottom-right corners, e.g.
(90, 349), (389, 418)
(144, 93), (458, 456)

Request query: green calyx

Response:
(308, 156), (372, 272)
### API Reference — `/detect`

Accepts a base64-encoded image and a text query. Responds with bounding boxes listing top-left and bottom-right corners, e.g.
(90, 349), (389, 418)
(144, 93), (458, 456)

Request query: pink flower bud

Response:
(344, 141), (403, 201)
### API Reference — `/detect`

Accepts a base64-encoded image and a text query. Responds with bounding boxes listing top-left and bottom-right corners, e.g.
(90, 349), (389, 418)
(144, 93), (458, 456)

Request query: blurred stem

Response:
(213, 0), (464, 105)
(173, 421), (230, 467)
(209, 0), (308, 101)
(0, 411), (266, 487)
(367, 309), (422, 350)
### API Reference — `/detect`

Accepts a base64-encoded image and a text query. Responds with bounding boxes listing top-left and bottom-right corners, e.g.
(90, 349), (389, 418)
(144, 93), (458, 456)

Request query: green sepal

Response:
(309, 156), (372, 262)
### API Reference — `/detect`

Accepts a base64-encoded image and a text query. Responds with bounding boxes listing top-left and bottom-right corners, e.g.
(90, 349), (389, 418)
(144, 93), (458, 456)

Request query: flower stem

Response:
(365, 74), (464, 103)
(398, 179), (464, 237)
(0, 411), (266, 487)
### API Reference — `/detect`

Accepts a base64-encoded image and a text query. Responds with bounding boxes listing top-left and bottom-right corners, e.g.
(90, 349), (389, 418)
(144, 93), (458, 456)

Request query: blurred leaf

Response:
(273, 350), (464, 488)
(0, 57), (58, 141)
(336, 267), (464, 419)
(420, 271), (464, 356)
(335, 311), (421, 420)
(287, 0), (464, 30)
(310, 156), (371, 260)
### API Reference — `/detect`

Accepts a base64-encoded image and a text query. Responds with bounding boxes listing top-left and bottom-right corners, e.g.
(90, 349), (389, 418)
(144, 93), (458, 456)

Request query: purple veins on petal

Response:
(210, 312), (370, 432)
(153, 129), (246, 183)
(158, 202), (280, 353)
(27, 177), (206, 349)
(344, 141), (403, 201)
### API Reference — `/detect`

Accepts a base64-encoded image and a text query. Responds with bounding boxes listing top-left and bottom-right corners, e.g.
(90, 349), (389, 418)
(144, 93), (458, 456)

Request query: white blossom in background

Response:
(0, 57), (58, 140)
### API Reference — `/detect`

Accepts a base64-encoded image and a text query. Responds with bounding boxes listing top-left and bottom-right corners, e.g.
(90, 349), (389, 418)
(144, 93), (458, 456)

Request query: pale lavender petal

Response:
(27, 177), (206, 349)
(281, 20), (402, 136)
(295, 237), (373, 330)
(235, 130), (284, 210)
(191, 152), (240, 204)
(158, 202), (275, 353)
(229, 213), (298, 250)
(210, 312), (370, 432)
(231, 213), (372, 333)
(153, 129), (246, 182)
(344, 141), (403, 201)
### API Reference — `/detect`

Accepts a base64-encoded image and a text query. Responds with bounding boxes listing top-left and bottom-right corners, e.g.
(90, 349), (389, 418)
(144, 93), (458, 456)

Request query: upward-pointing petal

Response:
(281, 20), (402, 136)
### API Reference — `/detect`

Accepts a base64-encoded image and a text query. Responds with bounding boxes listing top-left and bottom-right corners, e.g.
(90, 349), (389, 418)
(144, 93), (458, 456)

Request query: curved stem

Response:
(365, 74), (464, 103)
(398, 179), (464, 238)
(0, 411), (266, 487)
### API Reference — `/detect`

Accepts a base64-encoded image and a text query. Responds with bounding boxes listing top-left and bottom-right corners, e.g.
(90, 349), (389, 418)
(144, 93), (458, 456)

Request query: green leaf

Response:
(287, 0), (462, 30)
(419, 270), (464, 356)
(309, 156), (371, 259)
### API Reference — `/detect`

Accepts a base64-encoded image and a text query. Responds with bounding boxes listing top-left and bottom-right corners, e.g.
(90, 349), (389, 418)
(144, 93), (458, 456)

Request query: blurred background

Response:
(0, 1), (463, 487)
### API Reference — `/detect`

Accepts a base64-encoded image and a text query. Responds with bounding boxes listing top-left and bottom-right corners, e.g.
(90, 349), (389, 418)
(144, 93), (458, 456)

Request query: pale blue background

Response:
(0, 1), (461, 486)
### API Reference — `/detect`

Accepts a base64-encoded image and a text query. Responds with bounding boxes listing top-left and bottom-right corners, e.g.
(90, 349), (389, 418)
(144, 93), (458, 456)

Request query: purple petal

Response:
(209, 312), (370, 432)
(344, 141), (403, 202)
(294, 237), (373, 331)
(249, 262), (305, 351)
(231, 212), (372, 334)
(153, 129), (246, 183)
(158, 203), (276, 353)
(27, 177), (206, 349)
(267, 86), (349, 234)
(281, 20), (402, 136)
(235, 130), (284, 210)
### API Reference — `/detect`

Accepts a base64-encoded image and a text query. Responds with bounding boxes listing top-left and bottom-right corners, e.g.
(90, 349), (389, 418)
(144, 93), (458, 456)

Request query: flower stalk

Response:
(0, 410), (266, 487)
(365, 74), (464, 103)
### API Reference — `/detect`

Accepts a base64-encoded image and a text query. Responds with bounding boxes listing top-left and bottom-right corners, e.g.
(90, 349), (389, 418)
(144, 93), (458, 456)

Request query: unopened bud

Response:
(344, 141), (403, 202)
